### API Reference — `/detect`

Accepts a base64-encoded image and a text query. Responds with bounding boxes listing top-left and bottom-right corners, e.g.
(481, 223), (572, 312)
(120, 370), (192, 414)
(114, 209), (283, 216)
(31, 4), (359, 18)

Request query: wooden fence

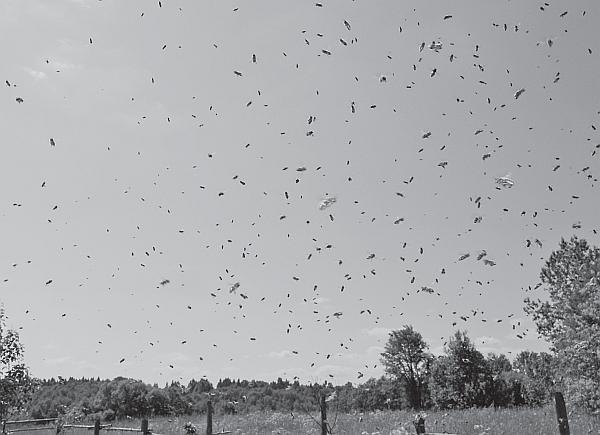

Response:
(1, 408), (231, 435)
(1, 391), (573, 435)
(1, 418), (159, 435)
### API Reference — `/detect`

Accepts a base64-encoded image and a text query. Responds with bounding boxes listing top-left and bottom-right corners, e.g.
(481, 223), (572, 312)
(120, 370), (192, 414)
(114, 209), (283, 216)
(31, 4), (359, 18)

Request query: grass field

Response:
(141, 407), (598, 434)
(8, 407), (600, 434)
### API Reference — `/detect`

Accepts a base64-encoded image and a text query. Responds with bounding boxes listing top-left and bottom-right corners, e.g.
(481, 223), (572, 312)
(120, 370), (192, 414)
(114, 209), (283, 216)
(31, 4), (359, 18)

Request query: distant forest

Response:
(27, 342), (553, 422)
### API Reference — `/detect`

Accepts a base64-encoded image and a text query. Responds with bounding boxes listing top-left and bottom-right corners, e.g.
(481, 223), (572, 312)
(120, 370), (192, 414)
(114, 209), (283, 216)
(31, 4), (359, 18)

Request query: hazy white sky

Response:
(1, 0), (599, 386)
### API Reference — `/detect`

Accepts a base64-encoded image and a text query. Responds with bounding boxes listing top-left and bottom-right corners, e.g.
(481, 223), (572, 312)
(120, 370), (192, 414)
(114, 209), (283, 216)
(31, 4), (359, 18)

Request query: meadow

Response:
(18, 407), (594, 435)
(149, 408), (600, 434)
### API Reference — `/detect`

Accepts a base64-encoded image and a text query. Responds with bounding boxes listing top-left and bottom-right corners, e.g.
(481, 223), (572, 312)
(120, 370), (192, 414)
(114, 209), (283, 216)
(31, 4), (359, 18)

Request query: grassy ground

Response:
(140, 407), (599, 434)
(8, 407), (600, 434)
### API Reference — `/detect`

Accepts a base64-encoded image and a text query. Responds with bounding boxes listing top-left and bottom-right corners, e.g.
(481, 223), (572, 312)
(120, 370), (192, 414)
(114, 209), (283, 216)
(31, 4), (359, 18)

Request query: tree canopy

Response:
(0, 307), (34, 419)
(428, 331), (493, 409)
(380, 325), (431, 409)
(525, 236), (600, 411)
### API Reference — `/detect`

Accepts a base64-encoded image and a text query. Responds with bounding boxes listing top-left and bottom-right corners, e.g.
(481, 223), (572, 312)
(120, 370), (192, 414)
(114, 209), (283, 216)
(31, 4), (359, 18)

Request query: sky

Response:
(0, 0), (599, 387)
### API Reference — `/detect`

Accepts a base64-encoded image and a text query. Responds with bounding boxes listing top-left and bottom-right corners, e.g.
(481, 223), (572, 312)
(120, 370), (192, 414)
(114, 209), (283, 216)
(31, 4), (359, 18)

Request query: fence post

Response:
(554, 392), (570, 435)
(141, 419), (149, 435)
(94, 419), (100, 435)
(206, 399), (213, 435)
(320, 393), (328, 435)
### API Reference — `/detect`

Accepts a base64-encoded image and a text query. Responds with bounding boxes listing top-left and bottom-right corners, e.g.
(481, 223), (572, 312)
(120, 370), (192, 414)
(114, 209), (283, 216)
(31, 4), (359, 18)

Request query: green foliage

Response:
(28, 377), (410, 421)
(146, 388), (171, 416)
(352, 377), (403, 412)
(486, 353), (512, 374)
(0, 307), (35, 420)
(429, 331), (493, 409)
(512, 351), (555, 406)
(486, 353), (520, 407)
(25, 327), (562, 420)
(525, 236), (600, 411)
(380, 325), (431, 409)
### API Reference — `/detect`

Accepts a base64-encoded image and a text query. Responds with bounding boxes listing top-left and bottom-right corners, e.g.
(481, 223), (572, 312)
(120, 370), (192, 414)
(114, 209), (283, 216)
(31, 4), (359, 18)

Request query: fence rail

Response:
(1, 418), (161, 435)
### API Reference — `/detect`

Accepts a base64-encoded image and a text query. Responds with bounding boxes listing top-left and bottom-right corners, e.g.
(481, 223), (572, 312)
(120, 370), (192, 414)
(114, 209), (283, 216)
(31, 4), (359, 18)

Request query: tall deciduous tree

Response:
(0, 307), (34, 419)
(512, 351), (555, 406)
(486, 353), (524, 407)
(524, 236), (600, 411)
(380, 325), (431, 409)
(429, 331), (492, 409)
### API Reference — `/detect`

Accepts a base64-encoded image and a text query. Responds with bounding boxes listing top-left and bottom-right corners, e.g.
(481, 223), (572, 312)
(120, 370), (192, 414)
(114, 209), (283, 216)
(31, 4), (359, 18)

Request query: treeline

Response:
(27, 347), (555, 421)
(380, 328), (556, 410)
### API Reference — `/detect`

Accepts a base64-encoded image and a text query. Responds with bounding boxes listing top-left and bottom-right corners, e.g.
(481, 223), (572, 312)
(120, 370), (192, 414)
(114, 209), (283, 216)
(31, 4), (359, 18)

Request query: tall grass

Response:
(9, 407), (600, 434)
(117, 406), (600, 434)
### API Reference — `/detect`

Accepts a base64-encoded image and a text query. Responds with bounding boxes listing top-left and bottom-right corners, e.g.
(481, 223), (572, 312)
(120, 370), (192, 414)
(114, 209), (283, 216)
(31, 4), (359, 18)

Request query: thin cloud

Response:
(66, 0), (94, 7)
(47, 60), (83, 72)
(43, 356), (71, 365)
(24, 67), (47, 80)
(365, 327), (391, 338)
(266, 349), (294, 359)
